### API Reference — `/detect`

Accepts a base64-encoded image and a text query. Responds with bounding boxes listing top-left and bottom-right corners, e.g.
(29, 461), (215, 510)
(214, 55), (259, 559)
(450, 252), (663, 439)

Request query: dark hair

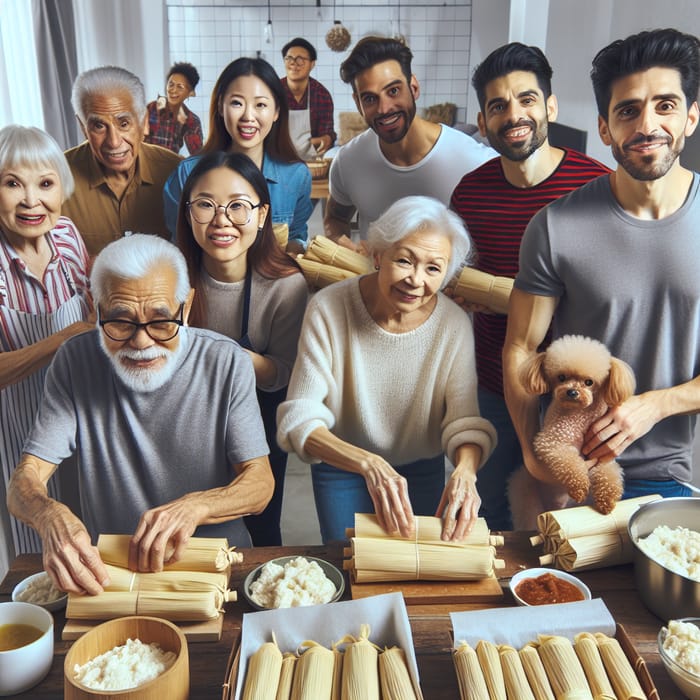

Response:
(203, 57), (299, 163)
(168, 62), (200, 91)
(340, 36), (413, 89)
(176, 151), (301, 328)
(282, 37), (317, 62)
(591, 28), (700, 119)
(472, 42), (553, 112)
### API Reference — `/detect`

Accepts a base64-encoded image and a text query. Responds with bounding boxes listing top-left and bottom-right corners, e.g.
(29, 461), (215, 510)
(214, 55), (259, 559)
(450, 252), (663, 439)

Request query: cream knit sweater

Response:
(277, 276), (497, 467)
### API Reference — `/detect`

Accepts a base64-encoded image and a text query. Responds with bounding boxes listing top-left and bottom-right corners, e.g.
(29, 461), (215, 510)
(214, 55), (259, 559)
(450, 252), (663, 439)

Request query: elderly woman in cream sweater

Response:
(277, 196), (496, 543)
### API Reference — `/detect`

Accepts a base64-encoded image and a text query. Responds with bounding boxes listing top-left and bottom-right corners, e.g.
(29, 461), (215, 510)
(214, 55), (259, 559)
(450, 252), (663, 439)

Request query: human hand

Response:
(441, 287), (493, 315)
(38, 502), (109, 596)
(311, 135), (331, 156)
(128, 498), (206, 572)
(362, 455), (415, 538)
(436, 468), (481, 541)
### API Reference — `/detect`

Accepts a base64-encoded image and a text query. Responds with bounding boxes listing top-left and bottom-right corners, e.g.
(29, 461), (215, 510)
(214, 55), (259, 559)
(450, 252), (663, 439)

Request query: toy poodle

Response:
(508, 334), (636, 530)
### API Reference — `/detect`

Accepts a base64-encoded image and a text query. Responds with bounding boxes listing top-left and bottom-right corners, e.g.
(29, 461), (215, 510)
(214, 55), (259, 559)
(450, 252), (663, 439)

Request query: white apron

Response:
(0, 259), (88, 562)
(289, 106), (318, 161)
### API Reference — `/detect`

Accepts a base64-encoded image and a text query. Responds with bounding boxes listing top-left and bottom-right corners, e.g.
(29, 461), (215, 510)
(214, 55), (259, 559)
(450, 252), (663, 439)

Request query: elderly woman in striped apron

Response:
(0, 125), (94, 574)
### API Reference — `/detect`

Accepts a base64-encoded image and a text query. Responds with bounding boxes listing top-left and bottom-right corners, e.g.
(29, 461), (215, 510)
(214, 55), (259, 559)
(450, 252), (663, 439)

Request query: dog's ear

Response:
(519, 352), (550, 395)
(604, 357), (636, 405)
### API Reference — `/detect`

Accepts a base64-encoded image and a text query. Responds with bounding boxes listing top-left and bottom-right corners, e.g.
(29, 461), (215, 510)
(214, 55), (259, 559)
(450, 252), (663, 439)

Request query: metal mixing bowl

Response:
(628, 497), (700, 621)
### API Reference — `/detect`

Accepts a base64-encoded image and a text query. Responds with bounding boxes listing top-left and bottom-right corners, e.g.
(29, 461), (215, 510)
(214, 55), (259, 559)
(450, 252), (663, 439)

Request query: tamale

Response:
(536, 634), (593, 700)
(291, 640), (334, 700)
(449, 266), (514, 315)
(519, 643), (556, 700)
(331, 644), (344, 700)
(275, 652), (298, 700)
(475, 640), (507, 700)
(542, 533), (633, 572)
(573, 633), (616, 699)
(593, 634), (646, 700)
(453, 642), (490, 700)
(378, 646), (418, 700)
(296, 257), (356, 289)
(305, 236), (372, 275)
(499, 644), (536, 700)
(103, 564), (229, 593)
(97, 533), (242, 572)
(243, 640), (284, 700)
(272, 222), (288, 249)
(340, 624), (380, 700)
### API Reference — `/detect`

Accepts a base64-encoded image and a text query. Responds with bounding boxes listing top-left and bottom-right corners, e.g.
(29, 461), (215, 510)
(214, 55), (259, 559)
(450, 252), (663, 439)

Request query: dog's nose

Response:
(567, 389), (579, 398)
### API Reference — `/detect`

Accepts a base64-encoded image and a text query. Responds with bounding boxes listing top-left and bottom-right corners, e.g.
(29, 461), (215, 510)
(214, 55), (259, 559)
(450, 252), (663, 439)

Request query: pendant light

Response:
(326, 0), (351, 52)
(264, 0), (273, 44)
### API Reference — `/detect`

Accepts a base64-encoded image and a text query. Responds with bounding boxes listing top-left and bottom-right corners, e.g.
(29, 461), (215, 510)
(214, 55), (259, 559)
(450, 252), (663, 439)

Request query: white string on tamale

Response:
(305, 236), (372, 275)
(102, 564), (229, 594)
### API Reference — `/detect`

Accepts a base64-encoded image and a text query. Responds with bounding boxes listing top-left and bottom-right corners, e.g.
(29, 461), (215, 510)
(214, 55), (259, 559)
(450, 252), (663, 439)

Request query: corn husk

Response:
(540, 533), (633, 572)
(378, 646), (418, 700)
(97, 533), (242, 573)
(453, 641), (490, 700)
(66, 589), (224, 621)
(292, 640), (335, 700)
(594, 634), (646, 700)
(243, 640), (284, 700)
(340, 624), (379, 700)
(536, 634), (593, 699)
(499, 644), (536, 700)
(573, 633), (616, 700)
(275, 652), (298, 700)
(348, 513), (503, 547)
(305, 236), (371, 275)
(273, 223), (289, 249)
(349, 538), (503, 582)
(297, 257), (357, 289)
(331, 645), (344, 700)
(519, 643), (556, 700)
(103, 564), (230, 595)
(475, 640), (507, 700)
(448, 267), (514, 315)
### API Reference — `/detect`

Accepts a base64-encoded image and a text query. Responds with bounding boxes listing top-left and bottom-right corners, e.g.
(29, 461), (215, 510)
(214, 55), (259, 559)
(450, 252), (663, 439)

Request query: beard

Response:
(99, 327), (188, 393)
(370, 97), (417, 144)
(611, 132), (683, 181)
(486, 118), (548, 162)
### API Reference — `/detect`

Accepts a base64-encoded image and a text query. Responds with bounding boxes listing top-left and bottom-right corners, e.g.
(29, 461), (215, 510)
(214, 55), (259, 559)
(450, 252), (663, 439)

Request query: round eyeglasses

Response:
(284, 55), (310, 66)
(98, 303), (185, 342)
(186, 197), (262, 226)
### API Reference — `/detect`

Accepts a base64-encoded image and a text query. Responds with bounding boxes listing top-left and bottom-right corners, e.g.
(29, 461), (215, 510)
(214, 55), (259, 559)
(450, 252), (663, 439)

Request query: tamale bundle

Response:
(379, 646), (419, 700)
(448, 266), (514, 315)
(349, 538), (503, 582)
(453, 641), (490, 700)
(519, 643), (556, 700)
(103, 564), (230, 595)
(305, 235), (372, 275)
(348, 513), (503, 546)
(475, 640), (507, 700)
(243, 639), (284, 700)
(66, 589), (225, 621)
(536, 634), (593, 700)
(539, 533), (633, 572)
(339, 624), (380, 700)
(499, 644), (536, 700)
(291, 640), (335, 700)
(573, 633), (616, 700)
(97, 533), (242, 572)
(273, 222), (289, 249)
(276, 653), (298, 700)
(593, 633), (647, 700)
(296, 257), (357, 289)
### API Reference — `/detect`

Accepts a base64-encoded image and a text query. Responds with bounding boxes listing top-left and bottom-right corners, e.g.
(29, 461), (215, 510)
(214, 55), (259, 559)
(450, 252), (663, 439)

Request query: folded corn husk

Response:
(292, 640), (335, 700)
(103, 564), (230, 595)
(476, 640), (507, 700)
(340, 624), (380, 700)
(273, 222), (289, 249)
(573, 633), (616, 699)
(448, 267), (514, 315)
(67, 589), (226, 621)
(305, 235), (372, 275)
(519, 643), (556, 700)
(540, 532), (634, 572)
(453, 641), (490, 700)
(242, 638), (284, 700)
(379, 646), (419, 700)
(499, 645), (536, 700)
(594, 633), (646, 700)
(536, 634), (593, 699)
(97, 534), (242, 573)
(296, 256), (357, 289)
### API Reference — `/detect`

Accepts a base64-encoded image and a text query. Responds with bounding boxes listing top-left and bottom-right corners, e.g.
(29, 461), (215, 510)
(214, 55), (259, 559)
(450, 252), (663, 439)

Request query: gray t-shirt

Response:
(516, 173), (700, 482)
(24, 328), (269, 546)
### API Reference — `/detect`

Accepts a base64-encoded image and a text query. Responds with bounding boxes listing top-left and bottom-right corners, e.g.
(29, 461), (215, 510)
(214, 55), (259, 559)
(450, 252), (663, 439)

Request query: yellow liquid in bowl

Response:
(0, 623), (44, 651)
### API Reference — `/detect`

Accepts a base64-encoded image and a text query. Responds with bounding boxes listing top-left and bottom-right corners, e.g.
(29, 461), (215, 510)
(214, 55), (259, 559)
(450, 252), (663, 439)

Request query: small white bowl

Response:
(658, 617), (700, 700)
(0, 601), (54, 696)
(509, 567), (591, 606)
(12, 571), (67, 612)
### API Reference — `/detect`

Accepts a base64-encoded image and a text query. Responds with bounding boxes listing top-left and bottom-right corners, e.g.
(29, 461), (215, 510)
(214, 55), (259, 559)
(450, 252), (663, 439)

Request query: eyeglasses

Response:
(98, 303), (185, 341)
(284, 55), (311, 66)
(186, 197), (263, 226)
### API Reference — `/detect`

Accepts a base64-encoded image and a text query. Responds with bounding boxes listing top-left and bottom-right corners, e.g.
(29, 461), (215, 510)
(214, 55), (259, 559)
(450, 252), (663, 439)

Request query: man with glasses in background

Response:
(281, 37), (336, 160)
(8, 234), (273, 596)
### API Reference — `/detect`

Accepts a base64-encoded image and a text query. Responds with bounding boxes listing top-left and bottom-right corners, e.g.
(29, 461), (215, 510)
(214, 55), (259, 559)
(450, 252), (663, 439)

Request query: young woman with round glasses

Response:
(176, 151), (308, 546)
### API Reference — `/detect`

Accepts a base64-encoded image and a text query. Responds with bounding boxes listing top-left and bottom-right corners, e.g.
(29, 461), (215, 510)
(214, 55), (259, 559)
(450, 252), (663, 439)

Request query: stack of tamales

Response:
(241, 625), (422, 700)
(530, 495), (661, 572)
(344, 513), (504, 583)
(297, 235), (371, 289)
(447, 267), (514, 315)
(454, 632), (647, 699)
(66, 534), (241, 622)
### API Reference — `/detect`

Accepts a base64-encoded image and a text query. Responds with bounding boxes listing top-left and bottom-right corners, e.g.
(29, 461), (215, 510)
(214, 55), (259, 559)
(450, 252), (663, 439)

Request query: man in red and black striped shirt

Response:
(450, 43), (609, 530)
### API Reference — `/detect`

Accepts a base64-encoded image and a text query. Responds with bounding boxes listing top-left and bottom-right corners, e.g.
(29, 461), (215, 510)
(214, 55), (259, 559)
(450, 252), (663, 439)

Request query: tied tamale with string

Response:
(305, 235), (372, 275)
(103, 564), (231, 595)
(97, 533), (242, 573)
(296, 257), (357, 289)
(539, 532), (634, 572)
(447, 267), (514, 315)
(339, 624), (380, 700)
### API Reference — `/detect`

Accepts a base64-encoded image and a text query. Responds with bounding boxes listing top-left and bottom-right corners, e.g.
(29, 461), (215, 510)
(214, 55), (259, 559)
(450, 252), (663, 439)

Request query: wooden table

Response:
(0, 534), (681, 698)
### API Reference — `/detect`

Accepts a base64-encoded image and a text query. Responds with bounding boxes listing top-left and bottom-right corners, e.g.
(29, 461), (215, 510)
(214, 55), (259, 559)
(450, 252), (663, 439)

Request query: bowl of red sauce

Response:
(509, 567), (591, 606)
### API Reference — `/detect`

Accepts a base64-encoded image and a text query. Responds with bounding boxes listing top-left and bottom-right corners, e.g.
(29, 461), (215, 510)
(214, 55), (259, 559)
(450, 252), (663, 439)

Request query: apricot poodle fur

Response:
(511, 335), (636, 526)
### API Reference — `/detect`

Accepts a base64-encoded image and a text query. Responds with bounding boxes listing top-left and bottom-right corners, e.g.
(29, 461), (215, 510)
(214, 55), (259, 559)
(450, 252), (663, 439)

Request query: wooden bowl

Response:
(307, 159), (331, 180)
(64, 616), (188, 699)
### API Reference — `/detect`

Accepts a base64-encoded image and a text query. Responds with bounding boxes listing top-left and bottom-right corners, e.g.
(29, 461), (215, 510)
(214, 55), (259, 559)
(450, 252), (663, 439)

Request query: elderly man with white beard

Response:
(8, 234), (273, 595)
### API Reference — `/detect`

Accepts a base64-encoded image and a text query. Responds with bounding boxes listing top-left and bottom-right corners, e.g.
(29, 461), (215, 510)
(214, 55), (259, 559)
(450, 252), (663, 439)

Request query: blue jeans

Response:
(623, 478), (692, 500)
(475, 388), (522, 531)
(311, 454), (446, 544)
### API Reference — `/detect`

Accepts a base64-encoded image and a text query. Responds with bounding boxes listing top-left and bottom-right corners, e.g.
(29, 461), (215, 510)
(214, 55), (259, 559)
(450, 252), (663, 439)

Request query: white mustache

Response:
(117, 347), (169, 362)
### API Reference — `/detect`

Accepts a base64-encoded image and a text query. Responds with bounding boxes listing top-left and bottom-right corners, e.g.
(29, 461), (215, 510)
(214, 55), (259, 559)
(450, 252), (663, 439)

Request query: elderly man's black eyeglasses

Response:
(98, 304), (185, 342)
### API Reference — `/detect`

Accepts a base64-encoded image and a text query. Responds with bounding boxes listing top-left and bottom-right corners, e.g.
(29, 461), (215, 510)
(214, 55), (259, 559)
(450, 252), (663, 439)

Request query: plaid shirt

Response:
(144, 100), (203, 155)
(282, 77), (336, 145)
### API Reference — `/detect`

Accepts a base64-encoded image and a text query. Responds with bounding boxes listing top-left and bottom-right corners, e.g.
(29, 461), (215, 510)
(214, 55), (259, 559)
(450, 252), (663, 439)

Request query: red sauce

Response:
(514, 572), (585, 605)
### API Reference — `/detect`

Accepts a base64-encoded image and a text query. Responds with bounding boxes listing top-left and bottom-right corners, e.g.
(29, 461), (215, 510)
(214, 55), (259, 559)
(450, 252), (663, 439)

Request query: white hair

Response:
(90, 234), (190, 307)
(366, 196), (473, 284)
(0, 125), (74, 201)
(72, 65), (147, 124)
